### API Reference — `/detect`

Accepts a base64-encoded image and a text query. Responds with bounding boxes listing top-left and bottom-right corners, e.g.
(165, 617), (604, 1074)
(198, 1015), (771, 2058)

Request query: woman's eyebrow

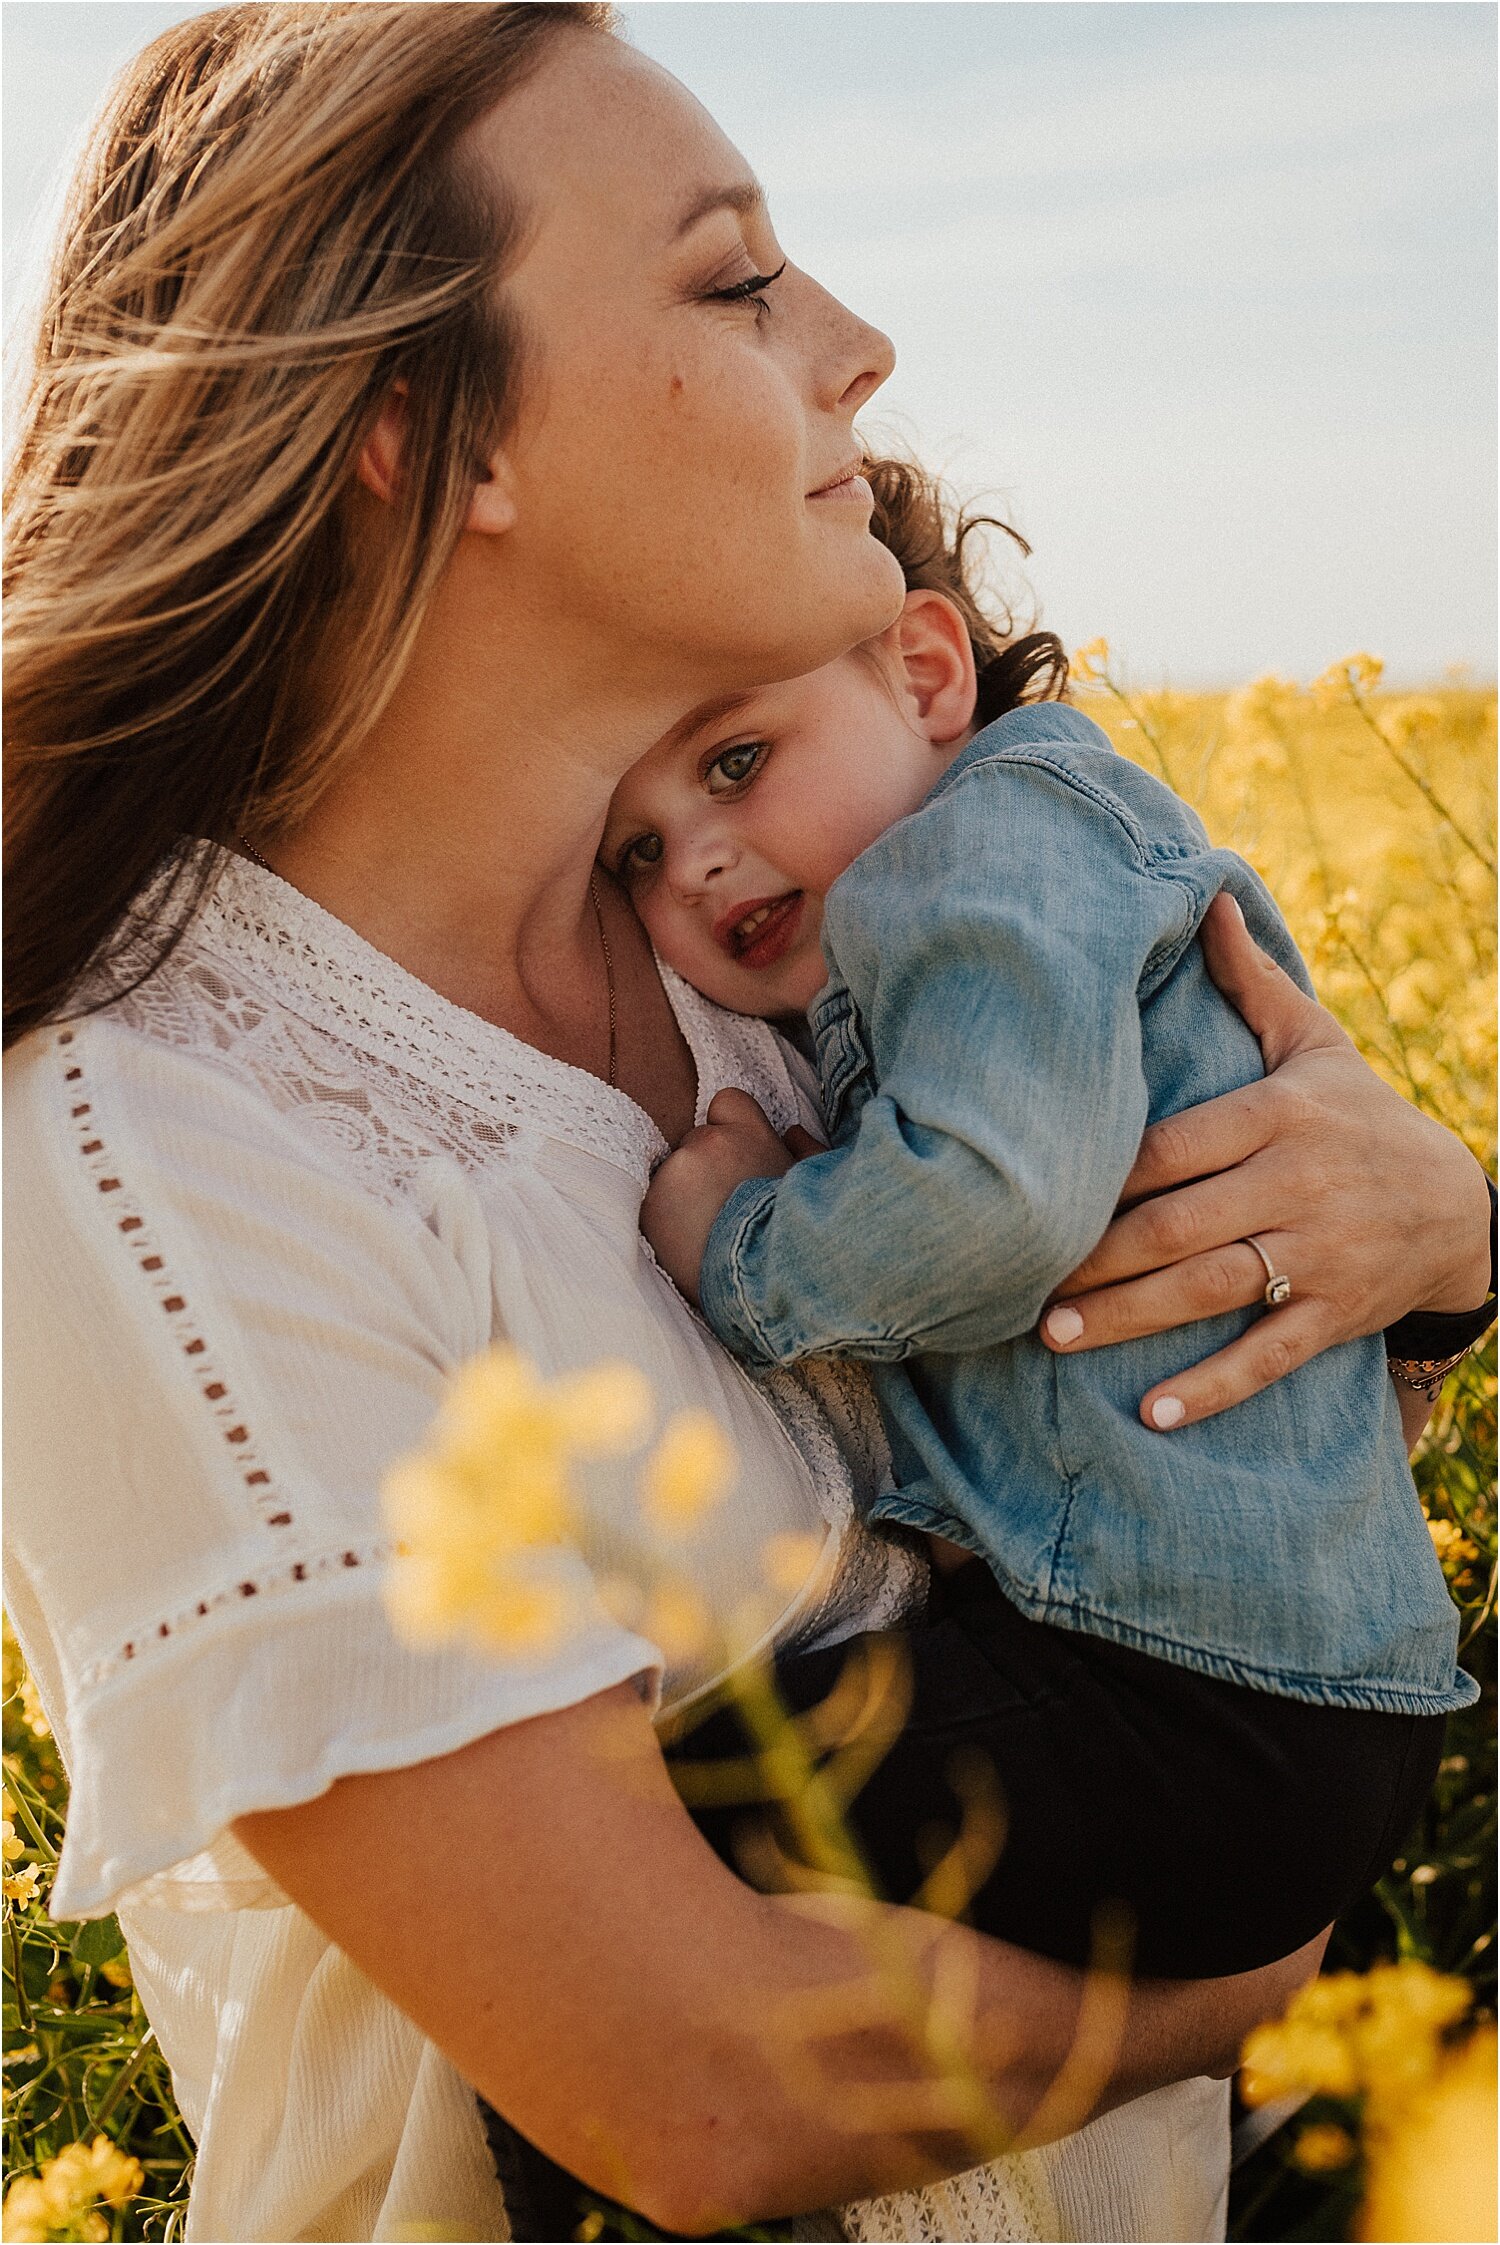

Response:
(672, 179), (766, 241)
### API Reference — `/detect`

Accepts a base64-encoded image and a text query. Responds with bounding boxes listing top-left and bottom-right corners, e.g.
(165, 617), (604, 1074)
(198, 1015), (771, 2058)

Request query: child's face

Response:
(602, 601), (974, 1017)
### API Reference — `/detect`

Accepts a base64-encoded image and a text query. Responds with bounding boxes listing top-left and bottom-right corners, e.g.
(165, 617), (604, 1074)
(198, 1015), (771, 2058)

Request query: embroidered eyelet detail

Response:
(59, 858), (923, 1674)
(76, 1538), (397, 1691)
(60, 1027), (293, 1538)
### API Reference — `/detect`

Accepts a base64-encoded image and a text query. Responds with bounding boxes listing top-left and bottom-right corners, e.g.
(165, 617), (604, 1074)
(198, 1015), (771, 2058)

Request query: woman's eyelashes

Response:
(702, 259), (787, 317)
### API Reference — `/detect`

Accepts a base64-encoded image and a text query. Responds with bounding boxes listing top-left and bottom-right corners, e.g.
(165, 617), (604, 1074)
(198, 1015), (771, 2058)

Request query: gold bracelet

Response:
(1387, 1347), (1475, 1398)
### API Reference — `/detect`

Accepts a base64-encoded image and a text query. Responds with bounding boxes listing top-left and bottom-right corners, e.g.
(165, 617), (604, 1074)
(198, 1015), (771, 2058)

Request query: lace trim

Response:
(843, 2155), (1054, 2242)
(201, 858), (669, 1183)
(659, 961), (802, 1138)
(108, 954), (523, 1209)
(76, 865), (921, 1671)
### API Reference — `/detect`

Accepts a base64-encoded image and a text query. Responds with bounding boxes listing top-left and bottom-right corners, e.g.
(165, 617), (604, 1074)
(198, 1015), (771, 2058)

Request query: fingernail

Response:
(1045, 1307), (1085, 1346)
(1150, 1395), (1186, 1429)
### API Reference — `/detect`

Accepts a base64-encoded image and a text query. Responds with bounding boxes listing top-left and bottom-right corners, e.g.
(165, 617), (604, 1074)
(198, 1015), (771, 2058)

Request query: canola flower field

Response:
(3, 656), (1494, 2244)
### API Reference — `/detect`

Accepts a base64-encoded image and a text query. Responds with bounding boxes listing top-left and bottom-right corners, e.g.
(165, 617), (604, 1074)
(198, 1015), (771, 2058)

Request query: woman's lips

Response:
(808, 461), (873, 505)
(716, 891), (805, 969)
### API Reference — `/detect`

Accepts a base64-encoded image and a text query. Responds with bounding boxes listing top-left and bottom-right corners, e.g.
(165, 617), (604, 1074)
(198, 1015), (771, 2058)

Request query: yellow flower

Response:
(1358, 2027), (1497, 2243)
(641, 1410), (736, 1534)
(1292, 2121), (1357, 2173)
(550, 1362), (654, 1456)
(1241, 1961), (1473, 2114)
(382, 1348), (651, 1656)
(2, 1812), (24, 1866)
(1426, 1514), (1480, 1580)
(1310, 651), (1385, 708)
(1241, 2014), (1359, 2104)
(2, 2138), (142, 2243)
(1070, 636), (1111, 683)
(762, 1530), (827, 1599)
(3, 1863), (43, 1909)
(640, 1581), (713, 1664)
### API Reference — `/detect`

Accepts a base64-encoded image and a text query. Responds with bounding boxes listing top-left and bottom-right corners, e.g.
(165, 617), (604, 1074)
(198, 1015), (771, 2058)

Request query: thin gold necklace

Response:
(589, 870), (619, 1089)
(236, 835), (618, 1090)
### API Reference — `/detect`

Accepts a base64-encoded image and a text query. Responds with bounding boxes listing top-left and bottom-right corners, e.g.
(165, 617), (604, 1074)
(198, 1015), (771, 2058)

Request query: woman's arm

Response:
(234, 1680), (1323, 2236)
(1042, 894), (1494, 1431)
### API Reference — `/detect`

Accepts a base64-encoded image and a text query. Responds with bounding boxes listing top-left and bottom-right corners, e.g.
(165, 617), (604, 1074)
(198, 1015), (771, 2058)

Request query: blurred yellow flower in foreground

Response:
(640, 1581), (713, 1665)
(762, 1530), (828, 1599)
(1243, 1962), (1495, 2242)
(1070, 636), (1111, 683)
(1291, 2121), (1356, 2173)
(382, 1348), (650, 1658)
(2, 2137), (142, 2243)
(1358, 2026), (1497, 2244)
(1310, 651), (1385, 709)
(1242, 1959), (1471, 2112)
(642, 1409), (736, 1534)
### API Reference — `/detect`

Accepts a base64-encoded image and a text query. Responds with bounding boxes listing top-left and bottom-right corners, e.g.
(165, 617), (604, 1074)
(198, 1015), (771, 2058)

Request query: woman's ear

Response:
(356, 384), (410, 505)
(890, 590), (978, 745)
(356, 382), (518, 535)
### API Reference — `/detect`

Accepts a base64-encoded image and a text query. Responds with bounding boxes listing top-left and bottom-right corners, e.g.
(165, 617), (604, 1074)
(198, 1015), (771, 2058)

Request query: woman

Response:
(5, 9), (1492, 2241)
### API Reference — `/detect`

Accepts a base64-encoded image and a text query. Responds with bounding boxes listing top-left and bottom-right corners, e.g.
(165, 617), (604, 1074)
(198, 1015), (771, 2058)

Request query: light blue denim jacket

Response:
(700, 705), (1474, 1714)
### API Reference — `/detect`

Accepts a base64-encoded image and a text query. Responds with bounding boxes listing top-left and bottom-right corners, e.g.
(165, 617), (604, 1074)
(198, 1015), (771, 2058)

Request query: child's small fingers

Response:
(1137, 1303), (1328, 1430)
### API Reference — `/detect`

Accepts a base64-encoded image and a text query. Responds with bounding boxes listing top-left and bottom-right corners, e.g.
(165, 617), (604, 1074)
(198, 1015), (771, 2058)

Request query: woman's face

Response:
(466, 32), (906, 710)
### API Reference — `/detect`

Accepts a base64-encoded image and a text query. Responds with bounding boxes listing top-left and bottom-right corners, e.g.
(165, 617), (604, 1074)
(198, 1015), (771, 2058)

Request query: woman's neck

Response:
(260, 568), (702, 1141)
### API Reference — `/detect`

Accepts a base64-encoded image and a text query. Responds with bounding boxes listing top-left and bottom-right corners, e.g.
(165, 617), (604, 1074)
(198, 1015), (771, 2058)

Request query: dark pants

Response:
(479, 1564), (1445, 2236)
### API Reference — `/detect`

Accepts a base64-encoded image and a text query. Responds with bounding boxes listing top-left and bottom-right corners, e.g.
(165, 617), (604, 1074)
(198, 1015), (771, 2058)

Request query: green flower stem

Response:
(8, 1909), (34, 2028)
(1346, 688), (1497, 875)
(92, 2026), (158, 2131)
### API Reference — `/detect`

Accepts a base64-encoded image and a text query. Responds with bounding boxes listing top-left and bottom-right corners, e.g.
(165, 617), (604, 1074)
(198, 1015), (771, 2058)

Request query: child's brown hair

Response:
(864, 456), (1068, 725)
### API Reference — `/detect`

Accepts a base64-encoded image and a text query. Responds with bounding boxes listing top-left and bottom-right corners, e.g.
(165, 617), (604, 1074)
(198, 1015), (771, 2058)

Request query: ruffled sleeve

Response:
(4, 1019), (663, 1921)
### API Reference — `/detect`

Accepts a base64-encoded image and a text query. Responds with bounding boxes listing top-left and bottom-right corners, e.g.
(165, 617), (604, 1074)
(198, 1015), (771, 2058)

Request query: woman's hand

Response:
(642, 1090), (810, 1303)
(1041, 894), (1493, 1429)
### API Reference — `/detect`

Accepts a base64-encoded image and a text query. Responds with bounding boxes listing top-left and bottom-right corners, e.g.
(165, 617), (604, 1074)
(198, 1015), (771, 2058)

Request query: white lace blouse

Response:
(4, 857), (1229, 2243)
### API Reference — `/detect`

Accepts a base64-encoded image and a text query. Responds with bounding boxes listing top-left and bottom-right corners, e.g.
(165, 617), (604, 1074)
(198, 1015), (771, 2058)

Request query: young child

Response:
(607, 458), (1476, 1977)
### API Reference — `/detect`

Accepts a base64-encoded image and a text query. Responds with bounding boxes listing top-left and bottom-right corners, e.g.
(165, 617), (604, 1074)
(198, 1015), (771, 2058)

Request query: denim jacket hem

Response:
(870, 1494), (1478, 1717)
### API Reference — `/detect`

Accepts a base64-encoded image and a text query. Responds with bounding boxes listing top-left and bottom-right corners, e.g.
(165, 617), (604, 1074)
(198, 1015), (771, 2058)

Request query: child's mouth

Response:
(718, 891), (805, 969)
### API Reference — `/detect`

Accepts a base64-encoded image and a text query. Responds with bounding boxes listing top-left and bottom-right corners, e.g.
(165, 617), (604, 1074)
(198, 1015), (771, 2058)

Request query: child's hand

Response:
(641, 1089), (807, 1303)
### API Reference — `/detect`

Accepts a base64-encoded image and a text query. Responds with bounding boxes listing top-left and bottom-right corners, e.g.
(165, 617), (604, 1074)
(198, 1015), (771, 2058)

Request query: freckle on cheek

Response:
(669, 373), (684, 398)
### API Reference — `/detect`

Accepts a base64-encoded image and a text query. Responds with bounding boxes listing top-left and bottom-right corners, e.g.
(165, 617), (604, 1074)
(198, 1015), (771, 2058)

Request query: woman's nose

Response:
(803, 274), (896, 416)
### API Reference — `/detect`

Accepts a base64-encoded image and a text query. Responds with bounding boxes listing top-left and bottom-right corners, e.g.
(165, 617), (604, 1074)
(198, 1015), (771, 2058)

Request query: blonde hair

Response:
(4, 1), (613, 1047)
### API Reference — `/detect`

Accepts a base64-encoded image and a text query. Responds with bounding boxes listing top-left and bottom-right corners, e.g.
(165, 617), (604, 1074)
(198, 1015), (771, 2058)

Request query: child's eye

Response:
(705, 742), (767, 794)
(620, 832), (664, 875)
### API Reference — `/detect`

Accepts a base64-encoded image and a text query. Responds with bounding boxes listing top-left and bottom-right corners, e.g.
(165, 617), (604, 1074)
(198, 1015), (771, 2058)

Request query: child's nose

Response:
(672, 831), (738, 898)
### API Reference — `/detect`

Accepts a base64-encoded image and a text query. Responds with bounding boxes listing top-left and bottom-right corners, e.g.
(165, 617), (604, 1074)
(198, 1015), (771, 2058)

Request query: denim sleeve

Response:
(698, 752), (1199, 1367)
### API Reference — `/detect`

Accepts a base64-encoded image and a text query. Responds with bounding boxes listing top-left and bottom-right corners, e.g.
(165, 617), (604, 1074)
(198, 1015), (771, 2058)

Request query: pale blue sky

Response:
(4, 1), (1494, 683)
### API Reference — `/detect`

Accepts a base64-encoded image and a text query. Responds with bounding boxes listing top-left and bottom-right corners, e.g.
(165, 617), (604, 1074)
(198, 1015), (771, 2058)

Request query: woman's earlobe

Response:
(464, 454), (519, 537)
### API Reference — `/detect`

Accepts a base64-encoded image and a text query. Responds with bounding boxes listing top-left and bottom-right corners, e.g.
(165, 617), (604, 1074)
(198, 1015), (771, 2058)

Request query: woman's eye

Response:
(703, 260), (787, 315)
(622, 833), (664, 874)
(706, 742), (766, 793)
